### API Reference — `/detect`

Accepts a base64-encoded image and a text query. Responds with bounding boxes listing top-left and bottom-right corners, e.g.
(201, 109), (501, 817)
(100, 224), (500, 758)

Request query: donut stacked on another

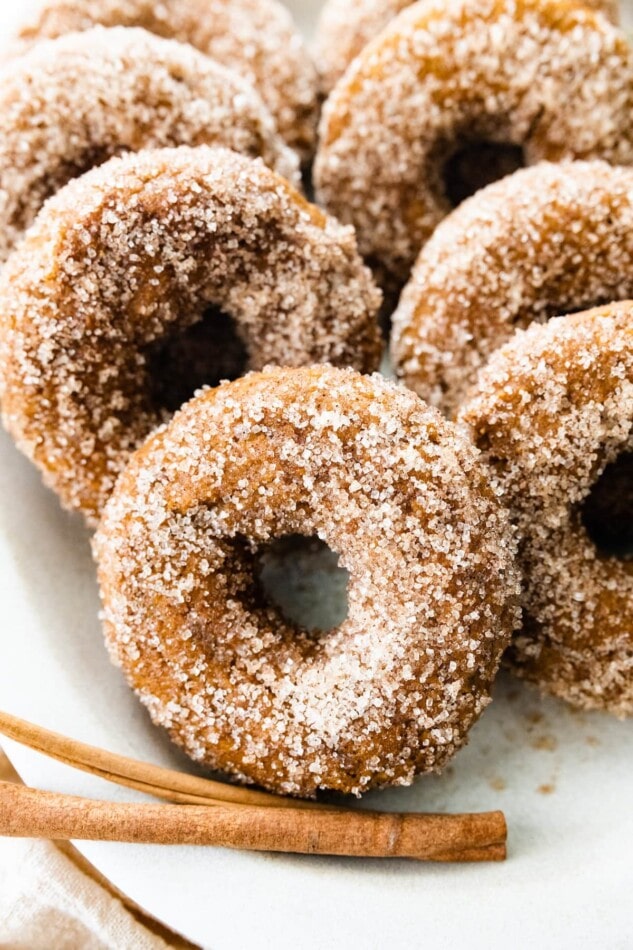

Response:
(315, 0), (621, 94)
(0, 147), (382, 525)
(459, 305), (633, 717)
(391, 161), (633, 415)
(315, 0), (633, 288)
(95, 365), (521, 798)
(11, 0), (319, 163)
(0, 26), (300, 264)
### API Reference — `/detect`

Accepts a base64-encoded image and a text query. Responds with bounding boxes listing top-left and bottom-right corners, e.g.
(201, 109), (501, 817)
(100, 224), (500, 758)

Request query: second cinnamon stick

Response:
(0, 782), (506, 862)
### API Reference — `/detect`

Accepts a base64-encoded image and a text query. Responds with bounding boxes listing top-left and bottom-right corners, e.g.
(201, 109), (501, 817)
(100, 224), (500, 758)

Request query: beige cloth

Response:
(0, 751), (198, 950)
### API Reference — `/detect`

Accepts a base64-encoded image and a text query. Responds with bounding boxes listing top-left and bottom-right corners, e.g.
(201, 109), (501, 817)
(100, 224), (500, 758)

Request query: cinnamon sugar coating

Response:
(12, 0), (319, 163)
(315, 0), (620, 93)
(315, 0), (633, 286)
(392, 161), (633, 415)
(0, 27), (300, 264)
(0, 147), (382, 526)
(459, 305), (633, 716)
(95, 365), (520, 798)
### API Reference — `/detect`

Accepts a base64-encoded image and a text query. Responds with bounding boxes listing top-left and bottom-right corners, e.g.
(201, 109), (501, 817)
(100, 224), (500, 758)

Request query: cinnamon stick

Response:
(0, 710), (324, 810)
(0, 782), (506, 862)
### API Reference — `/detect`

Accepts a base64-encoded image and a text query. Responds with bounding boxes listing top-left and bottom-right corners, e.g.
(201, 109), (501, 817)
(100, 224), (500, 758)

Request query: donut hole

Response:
(146, 307), (248, 413)
(443, 141), (525, 207)
(257, 534), (349, 634)
(581, 453), (633, 560)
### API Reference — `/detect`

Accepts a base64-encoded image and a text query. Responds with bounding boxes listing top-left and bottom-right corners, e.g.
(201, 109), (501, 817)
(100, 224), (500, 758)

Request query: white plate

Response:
(1, 3), (632, 948)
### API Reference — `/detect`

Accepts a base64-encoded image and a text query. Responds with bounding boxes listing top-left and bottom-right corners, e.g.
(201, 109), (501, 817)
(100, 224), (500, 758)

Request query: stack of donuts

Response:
(0, 0), (630, 800)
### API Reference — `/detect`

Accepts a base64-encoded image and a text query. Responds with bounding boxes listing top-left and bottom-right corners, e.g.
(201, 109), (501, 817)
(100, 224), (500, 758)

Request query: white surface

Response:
(1, 2), (632, 948)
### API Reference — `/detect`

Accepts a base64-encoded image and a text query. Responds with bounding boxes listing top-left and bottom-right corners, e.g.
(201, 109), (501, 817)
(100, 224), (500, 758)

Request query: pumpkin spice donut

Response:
(0, 146), (382, 526)
(0, 26), (300, 264)
(95, 365), (520, 798)
(391, 161), (633, 415)
(459, 305), (633, 717)
(315, 0), (620, 94)
(315, 0), (633, 286)
(12, 0), (319, 163)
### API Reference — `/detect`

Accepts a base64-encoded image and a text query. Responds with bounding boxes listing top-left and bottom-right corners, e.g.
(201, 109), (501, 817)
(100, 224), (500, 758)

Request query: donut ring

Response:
(12, 0), (319, 162)
(0, 147), (382, 526)
(315, 0), (620, 94)
(459, 305), (633, 716)
(391, 161), (633, 416)
(315, 0), (633, 286)
(94, 365), (520, 797)
(0, 27), (299, 265)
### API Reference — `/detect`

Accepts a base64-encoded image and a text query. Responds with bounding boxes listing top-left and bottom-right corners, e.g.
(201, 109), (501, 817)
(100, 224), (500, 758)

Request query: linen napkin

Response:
(0, 750), (198, 950)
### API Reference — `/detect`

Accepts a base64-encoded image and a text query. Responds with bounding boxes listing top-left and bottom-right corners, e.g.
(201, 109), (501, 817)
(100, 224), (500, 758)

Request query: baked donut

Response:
(391, 161), (633, 415)
(315, 0), (620, 93)
(95, 365), (520, 797)
(12, 0), (319, 162)
(315, 0), (633, 287)
(0, 147), (382, 526)
(459, 304), (633, 716)
(0, 27), (300, 265)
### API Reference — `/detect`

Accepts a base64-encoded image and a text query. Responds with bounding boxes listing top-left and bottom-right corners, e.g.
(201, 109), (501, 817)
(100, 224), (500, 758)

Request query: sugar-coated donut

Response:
(315, 0), (633, 286)
(391, 161), (633, 415)
(0, 147), (382, 526)
(0, 27), (299, 264)
(315, 0), (620, 94)
(12, 0), (319, 162)
(95, 365), (520, 797)
(459, 305), (633, 717)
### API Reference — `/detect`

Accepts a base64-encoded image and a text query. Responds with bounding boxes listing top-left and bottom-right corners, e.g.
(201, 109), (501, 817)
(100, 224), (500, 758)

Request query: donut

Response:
(12, 0), (319, 162)
(459, 304), (633, 716)
(94, 365), (520, 797)
(315, 0), (620, 93)
(0, 146), (382, 526)
(0, 27), (300, 265)
(391, 161), (633, 416)
(314, 0), (633, 287)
